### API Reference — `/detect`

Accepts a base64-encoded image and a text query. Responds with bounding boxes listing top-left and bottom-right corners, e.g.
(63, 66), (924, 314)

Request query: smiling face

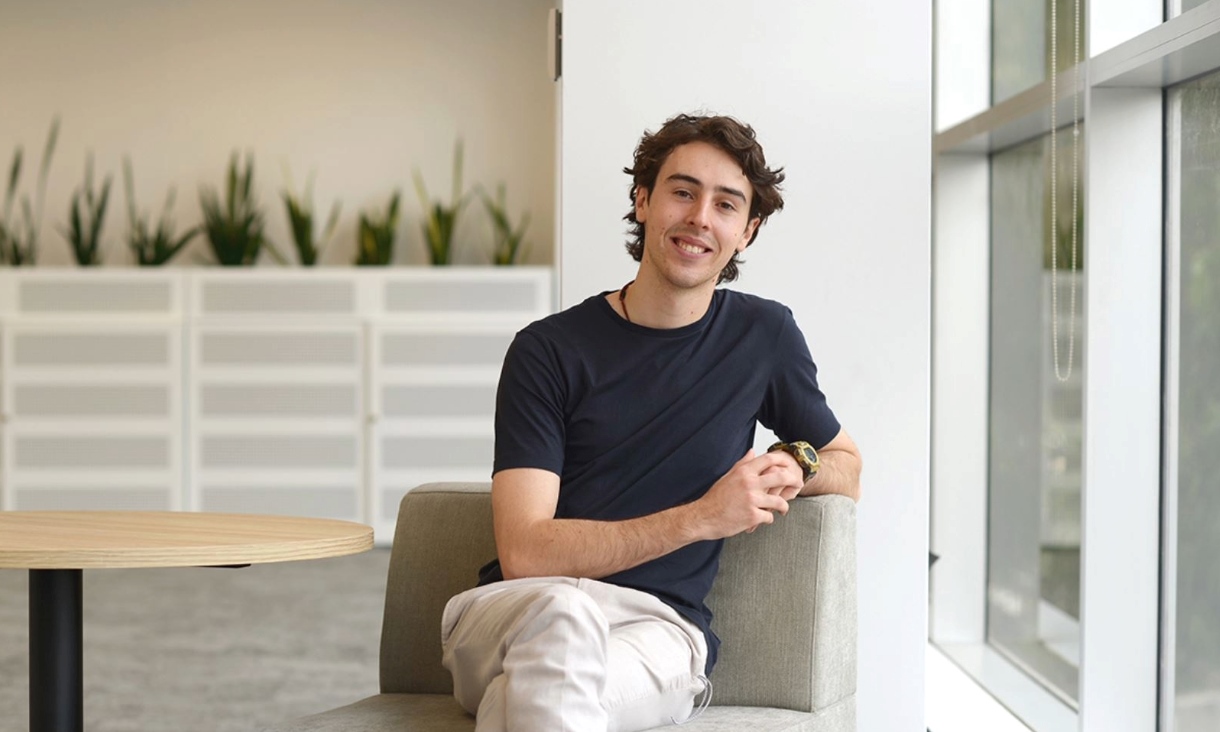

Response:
(634, 141), (761, 294)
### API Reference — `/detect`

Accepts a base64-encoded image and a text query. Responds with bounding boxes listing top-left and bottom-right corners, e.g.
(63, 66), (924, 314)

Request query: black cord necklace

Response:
(618, 280), (634, 323)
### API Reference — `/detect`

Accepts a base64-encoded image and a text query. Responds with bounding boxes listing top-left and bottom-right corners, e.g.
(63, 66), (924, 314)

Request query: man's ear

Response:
(739, 217), (760, 252)
(634, 186), (650, 222)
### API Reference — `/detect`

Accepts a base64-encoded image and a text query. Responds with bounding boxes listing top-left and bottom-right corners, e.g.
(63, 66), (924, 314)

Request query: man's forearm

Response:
(495, 453), (799, 581)
(499, 503), (705, 581)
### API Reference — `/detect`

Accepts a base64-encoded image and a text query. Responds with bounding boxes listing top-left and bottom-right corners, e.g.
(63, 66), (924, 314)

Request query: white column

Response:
(559, 3), (932, 730)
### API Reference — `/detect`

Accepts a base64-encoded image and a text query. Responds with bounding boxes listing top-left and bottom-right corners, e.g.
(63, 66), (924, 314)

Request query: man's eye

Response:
(675, 189), (693, 199)
(718, 201), (737, 211)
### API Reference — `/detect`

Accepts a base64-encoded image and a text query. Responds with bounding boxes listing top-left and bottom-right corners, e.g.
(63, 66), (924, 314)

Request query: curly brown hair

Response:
(623, 113), (785, 284)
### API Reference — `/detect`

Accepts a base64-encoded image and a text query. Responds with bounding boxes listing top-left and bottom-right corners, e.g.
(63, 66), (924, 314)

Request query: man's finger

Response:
(757, 465), (803, 491)
(749, 450), (800, 472)
(732, 449), (757, 470)
(759, 495), (789, 515)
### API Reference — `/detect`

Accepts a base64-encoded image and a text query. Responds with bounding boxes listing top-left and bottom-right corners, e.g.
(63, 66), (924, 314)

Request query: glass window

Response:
(1171, 71), (1220, 732)
(988, 127), (1084, 703)
(992, 0), (1085, 105)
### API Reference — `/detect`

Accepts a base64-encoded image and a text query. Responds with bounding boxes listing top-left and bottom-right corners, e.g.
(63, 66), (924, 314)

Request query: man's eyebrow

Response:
(665, 173), (748, 203)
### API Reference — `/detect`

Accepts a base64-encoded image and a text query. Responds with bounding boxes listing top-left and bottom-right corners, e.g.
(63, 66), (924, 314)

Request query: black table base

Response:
(29, 569), (82, 732)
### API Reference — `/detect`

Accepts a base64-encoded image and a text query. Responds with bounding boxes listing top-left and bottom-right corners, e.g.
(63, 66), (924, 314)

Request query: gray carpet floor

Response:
(0, 548), (391, 732)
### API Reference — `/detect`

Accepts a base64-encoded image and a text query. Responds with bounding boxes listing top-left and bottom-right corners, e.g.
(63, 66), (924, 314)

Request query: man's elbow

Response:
(850, 454), (863, 502)
(499, 557), (527, 581)
(497, 544), (545, 580)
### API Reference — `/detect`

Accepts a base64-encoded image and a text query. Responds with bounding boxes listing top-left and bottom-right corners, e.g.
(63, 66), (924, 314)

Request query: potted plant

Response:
(123, 157), (198, 266)
(198, 152), (285, 266)
(60, 154), (112, 266)
(481, 183), (531, 265)
(354, 191), (400, 266)
(413, 140), (472, 265)
(282, 167), (340, 266)
(0, 118), (60, 266)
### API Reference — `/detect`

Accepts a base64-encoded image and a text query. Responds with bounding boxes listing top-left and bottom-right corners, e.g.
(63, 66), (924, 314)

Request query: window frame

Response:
(930, 1), (1209, 729)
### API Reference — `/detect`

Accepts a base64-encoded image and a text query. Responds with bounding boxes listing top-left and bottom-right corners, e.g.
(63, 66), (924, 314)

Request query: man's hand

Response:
(691, 449), (804, 540)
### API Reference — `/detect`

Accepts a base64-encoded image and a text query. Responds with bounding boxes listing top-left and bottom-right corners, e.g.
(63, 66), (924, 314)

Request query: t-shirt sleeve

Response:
(757, 308), (842, 450)
(493, 329), (567, 477)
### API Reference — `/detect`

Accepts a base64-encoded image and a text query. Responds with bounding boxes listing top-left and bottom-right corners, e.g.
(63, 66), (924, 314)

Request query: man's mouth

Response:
(672, 236), (711, 255)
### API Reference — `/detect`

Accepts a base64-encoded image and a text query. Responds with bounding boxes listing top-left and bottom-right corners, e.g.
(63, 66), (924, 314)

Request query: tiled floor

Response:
(0, 549), (390, 732)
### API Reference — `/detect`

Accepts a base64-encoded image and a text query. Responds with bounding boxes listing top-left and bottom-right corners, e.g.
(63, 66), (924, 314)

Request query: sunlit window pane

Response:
(992, 0), (1085, 105)
(1172, 71), (1220, 732)
(988, 127), (1084, 703)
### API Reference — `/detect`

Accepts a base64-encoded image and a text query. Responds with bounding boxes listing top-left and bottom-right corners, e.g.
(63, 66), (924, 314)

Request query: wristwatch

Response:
(767, 440), (820, 482)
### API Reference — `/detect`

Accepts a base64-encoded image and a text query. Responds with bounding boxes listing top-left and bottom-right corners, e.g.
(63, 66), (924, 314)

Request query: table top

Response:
(0, 511), (374, 569)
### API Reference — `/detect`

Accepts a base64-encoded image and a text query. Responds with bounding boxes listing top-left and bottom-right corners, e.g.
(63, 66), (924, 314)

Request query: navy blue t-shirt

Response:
(481, 288), (840, 673)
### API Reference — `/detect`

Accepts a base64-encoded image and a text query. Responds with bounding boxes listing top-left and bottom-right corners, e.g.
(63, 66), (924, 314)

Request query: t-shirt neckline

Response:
(593, 288), (723, 338)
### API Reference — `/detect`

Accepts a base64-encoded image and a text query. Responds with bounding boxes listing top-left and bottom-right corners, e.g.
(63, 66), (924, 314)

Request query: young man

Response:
(441, 113), (862, 732)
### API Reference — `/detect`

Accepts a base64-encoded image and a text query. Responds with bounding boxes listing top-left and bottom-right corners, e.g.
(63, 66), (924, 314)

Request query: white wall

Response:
(559, 2), (931, 730)
(0, 0), (555, 267)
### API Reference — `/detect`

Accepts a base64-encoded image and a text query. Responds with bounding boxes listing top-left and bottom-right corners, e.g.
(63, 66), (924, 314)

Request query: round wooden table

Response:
(0, 511), (374, 732)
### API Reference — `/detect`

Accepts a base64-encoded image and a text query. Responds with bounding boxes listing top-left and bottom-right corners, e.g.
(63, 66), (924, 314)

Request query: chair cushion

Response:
(261, 693), (856, 732)
(260, 694), (474, 732)
(678, 697), (855, 731)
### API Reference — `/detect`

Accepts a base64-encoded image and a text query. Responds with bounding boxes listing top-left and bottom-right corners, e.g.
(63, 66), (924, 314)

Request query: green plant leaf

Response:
(353, 192), (399, 266)
(40, 118), (60, 180)
(451, 138), (464, 203)
(4, 149), (21, 216)
(201, 152), (267, 266)
(264, 238), (289, 266)
(90, 176), (113, 262)
(321, 199), (341, 243)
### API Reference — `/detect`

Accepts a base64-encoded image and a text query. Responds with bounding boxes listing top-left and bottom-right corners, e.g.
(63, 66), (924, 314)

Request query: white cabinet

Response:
(369, 268), (551, 539)
(0, 268), (553, 542)
(187, 273), (367, 523)
(0, 271), (184, 512)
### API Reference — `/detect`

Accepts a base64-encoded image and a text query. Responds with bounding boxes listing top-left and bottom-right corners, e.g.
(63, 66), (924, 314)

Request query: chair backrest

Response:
(379, 482), (857, 714)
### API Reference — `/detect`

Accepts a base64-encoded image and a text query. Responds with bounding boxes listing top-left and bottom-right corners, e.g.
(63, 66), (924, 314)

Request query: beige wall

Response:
(0, 0), (556, 267)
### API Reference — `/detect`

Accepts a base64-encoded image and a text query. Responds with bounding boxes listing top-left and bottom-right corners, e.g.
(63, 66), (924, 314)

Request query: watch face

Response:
(792, 442), (818, 467)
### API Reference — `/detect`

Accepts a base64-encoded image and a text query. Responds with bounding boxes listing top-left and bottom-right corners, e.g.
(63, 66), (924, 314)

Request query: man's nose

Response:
(687, 197), (713, 228)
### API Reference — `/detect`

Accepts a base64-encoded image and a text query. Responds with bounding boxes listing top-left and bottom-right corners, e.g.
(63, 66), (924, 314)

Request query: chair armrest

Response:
(379, 483), (496, 695)
(705, 494), (857, 712)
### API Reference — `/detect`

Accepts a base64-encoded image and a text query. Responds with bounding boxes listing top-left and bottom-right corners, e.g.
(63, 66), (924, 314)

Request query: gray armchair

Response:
(265, 482), (857, 732)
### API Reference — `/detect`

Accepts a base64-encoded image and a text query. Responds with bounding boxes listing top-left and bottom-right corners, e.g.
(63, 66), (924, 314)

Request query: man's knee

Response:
(445, 581), (609, 717)
(509, 582), (607, 644)
(445, 580), (608, 667)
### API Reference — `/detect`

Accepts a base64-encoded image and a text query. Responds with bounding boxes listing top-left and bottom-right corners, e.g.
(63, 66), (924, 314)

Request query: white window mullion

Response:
(1089, 0), (1163, 57)
(1077, 85), (1163, 732)
(930, 152), (990, 645)
(935, 0), (991, 131)
(930, 0), (991, 649)
(1159, 85), (1183, 732)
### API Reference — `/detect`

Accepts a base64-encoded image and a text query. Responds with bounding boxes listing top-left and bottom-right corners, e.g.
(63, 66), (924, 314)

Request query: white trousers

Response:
(440, 577), (710, 732)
